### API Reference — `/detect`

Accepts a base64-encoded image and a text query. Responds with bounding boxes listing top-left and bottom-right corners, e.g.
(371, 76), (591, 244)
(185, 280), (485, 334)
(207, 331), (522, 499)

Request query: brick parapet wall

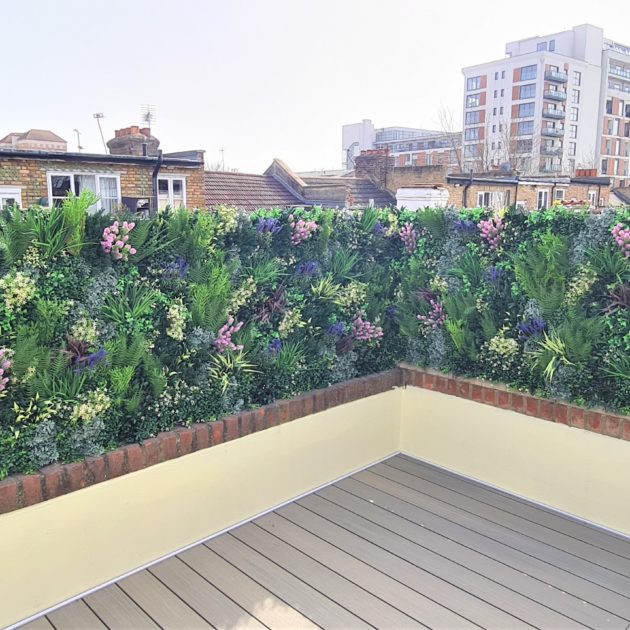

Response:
(1, 366), (628, 515)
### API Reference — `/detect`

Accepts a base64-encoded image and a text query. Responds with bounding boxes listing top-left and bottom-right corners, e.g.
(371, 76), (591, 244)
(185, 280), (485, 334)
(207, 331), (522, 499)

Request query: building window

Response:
(555, 188), (565, 201)
(517, 139), (533, 152)
(501, 70), (505, 79)
(601, 159), (608, 174)
(537, 189), (549, 210)
(568, 142), (576, 156)
(425, 153), (432, 165)
(500, 88), (504, 97)
(491, 142), (496, 150)
(477, 192), (492, 207)
(499, 124), (504, 132)
(536, 42), (547, 52)
(549, 39), (555, 52)
(570, 107), (579, 121)
(499, 106), (504, 115)
(573, 70), (581, 85)
(498, 141), (502, 149)
(464, 128), (480, 141)
(521, 64), (537, 80)
(588, 190), (597, 206)
(517, 121), (534, 135)
(625, 104), (630, 117)
(493, 89), (498, 98)
(466, 93), (481, 108)
(571, 89), (580, 104)
(47, 172), (120, 212)
(493, 107), (497, 116)
(464, 144), (478, 157)
(0, 186), (22, 209)
(569, 124), (578, 139)
(467, 76), (482, 91)
(494, 71), (498, 80)
(157, 176), (186, 210)
(519, 102), (535, 117)
(606, 99), (613, 114)
(519, 83), (536, 99)
(465, 110), (481, 124)
(492, 124), (496, 133)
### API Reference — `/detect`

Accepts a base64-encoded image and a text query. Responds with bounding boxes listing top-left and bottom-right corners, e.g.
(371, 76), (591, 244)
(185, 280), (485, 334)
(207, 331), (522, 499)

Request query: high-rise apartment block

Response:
(462, 24), (630, 186)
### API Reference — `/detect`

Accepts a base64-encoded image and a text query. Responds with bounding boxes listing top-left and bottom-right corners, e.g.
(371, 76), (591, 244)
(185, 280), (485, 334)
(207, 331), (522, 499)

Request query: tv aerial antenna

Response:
(93, 113), (107, 152)
(140, 104), (156, 132)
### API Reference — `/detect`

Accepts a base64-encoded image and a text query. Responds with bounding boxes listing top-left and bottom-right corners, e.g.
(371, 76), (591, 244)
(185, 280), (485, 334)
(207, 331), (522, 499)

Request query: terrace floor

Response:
(22, 455), (630, 629)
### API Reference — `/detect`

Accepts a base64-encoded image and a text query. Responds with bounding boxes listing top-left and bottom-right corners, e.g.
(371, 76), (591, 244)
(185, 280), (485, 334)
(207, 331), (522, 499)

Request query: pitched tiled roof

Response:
(20, 129), (66, 143)
(612, 187), (630, 205)
(302, 176), (396, 208)
(204, 171), (303, 212)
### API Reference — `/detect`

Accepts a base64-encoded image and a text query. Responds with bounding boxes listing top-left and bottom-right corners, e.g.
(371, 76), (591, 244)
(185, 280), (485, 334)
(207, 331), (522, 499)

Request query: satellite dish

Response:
(500, 162), (512, 172)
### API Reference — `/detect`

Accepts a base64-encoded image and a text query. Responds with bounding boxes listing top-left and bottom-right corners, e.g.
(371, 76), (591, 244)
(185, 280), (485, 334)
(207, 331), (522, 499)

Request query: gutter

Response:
(151, 150), (163, 214)
(0, 149), (201, 168)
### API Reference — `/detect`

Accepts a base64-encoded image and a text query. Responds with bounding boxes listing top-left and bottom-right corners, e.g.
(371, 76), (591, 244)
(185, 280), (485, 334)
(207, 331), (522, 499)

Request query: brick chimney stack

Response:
(354, 149), (395, 189)
(107, 126), (160, 156)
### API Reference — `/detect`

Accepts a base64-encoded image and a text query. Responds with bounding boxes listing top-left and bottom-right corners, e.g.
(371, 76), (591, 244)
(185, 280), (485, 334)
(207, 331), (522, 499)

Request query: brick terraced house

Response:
(0, 126), (205, 212)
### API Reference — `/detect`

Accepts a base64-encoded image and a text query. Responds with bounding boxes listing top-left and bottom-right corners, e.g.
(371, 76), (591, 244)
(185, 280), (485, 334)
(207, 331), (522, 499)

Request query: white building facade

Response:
(462, 24), (630, 187)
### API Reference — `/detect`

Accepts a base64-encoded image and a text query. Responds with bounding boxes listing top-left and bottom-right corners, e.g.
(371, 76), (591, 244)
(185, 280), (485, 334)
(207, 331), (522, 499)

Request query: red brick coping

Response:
(0, 366), (628, 515)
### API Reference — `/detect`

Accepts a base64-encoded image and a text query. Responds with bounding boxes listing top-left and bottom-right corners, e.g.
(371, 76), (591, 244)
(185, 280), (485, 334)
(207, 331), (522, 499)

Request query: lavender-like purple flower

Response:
(517, 317), (546, 340)
(75, 347), (107, 372)
(328, 322), (347, 339)
(399, 222), (418, 255)
(164, 256), (190, 279)
(454, 219), (477, 233)
(373, 221), (387, 236)
(257, 217), (283, 235)
(484, 266), (506, 285)
(417, 300), (446, 329)
(267, 339), (283, 356)
(386, 305), (398, 318)
(295, 260), (320, 277)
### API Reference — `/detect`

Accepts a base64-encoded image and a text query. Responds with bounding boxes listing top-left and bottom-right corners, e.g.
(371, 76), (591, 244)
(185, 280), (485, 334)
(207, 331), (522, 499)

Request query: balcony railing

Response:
(610, 66), (630, 80)
(541, 164), (563, 172)
(545, 70), (568, 83)
(541, 146), (563, 156)
(544, 90), (567, 101)
(542, 109), (566, 119)
(542, 127), (564, 137)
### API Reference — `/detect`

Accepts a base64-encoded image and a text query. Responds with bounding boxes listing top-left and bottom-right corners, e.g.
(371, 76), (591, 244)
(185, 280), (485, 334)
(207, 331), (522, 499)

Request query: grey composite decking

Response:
(21, 455), (630, 630)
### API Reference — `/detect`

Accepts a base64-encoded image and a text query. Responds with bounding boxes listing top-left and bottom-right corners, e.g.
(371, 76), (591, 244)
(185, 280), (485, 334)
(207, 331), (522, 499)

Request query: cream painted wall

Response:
(400, 387), (630, 536)
(3, 384), (630, 628)
(0, 390), (401, 629)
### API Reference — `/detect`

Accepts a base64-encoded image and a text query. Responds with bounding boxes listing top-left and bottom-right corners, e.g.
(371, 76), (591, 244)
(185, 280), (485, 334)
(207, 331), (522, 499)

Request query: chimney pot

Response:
(130, 126), (140, 135)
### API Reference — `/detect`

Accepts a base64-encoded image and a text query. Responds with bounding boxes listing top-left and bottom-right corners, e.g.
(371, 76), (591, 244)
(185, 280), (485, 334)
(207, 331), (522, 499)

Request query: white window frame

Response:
(46, 172), (121, 212)
(0, 186), (22, 208)
(157, 174), (187, 210)
(537, 189), (550, 210)
(554, 188), (565, 201)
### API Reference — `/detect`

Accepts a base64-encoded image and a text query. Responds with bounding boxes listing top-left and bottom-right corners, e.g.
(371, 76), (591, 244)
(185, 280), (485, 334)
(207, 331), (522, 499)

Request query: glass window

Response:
(492, 124), (496, 133)
(493, 107), (497, 115)
(499, 106), (504, 115)
(606, 99), (613, 114)
(157, 177), (186, 210)
(467, 76), (482, 91)
(549, 39), (555, 52)
(464, 144), (478, 157)
(477, 192), (492, 207)
(0, 186), (22, 209)
(517, 121), (534, 135)
(50, 175), (72, 207)
(465, 111), (481, 124)
(519, 83), (536, 99)
(493, 90), (498, 98)
(521, 64), (537, 80)
(536, 42), (547, 52)
(501, 70), (505, 79)
(570, 107), (579, 121)
(98, 177), (119, 212)
(494, 71), (498, 80)
(601, 158), (608, 174)
(569, 142), (576, 156)
(573, 70), (581, 85)
(537, 189), (549, 210)
(519, 102), (535, 117)
(517, 139), (533, 152)
(555, 188), (564, 201)
(572, 89), (580, 104)
(569, 124), (578, 139)
(464, 128), (480, 141)
(466, 94), (481, 108)
(500, 88), (504, 97)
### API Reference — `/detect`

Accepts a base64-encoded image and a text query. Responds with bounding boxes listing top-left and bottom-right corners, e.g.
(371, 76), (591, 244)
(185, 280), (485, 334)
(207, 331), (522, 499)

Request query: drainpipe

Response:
(597, 184), (602, 208)
(463, 169), (473, 207)
(151, 149), (163, 214)
(514, 174), (519, 210)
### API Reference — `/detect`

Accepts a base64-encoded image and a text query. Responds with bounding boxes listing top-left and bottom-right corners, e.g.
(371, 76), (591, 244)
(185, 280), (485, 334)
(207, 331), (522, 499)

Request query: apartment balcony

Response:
(545, 70), (568, 83)
(544, 90), (567, 101)
(542, 109), (566, 119)
(541, 163), (563, 172)
(610, 66), (630, 80)
(541, 146), (563, 156)
(542, 127), (564, 137)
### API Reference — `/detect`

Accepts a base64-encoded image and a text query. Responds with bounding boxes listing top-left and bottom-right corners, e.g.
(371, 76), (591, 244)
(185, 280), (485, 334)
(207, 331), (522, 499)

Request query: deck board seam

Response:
(363, 467), (630, 580)
(330, 479), (630, 605)
(293, 495), (596, 628)
(219, 532), (379, 629)
(387, 457), (630, 561)
(262, 511), (474, 629)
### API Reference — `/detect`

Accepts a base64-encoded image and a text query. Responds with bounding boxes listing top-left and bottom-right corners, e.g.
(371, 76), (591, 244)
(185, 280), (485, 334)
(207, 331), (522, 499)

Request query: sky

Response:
(2, 0), (629, 173)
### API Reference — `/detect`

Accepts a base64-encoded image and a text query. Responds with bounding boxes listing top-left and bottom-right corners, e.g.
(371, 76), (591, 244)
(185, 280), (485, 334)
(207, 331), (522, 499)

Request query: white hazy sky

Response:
(2, 0), (629, 172)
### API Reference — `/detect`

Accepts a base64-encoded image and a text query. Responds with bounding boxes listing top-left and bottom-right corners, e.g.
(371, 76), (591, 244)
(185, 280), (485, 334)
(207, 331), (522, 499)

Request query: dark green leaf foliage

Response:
(0, 203), (628, 478)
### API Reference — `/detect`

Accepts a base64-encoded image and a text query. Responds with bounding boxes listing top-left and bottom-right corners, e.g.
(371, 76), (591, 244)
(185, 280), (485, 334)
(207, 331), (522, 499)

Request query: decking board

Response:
(22, 454), (630, 629)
